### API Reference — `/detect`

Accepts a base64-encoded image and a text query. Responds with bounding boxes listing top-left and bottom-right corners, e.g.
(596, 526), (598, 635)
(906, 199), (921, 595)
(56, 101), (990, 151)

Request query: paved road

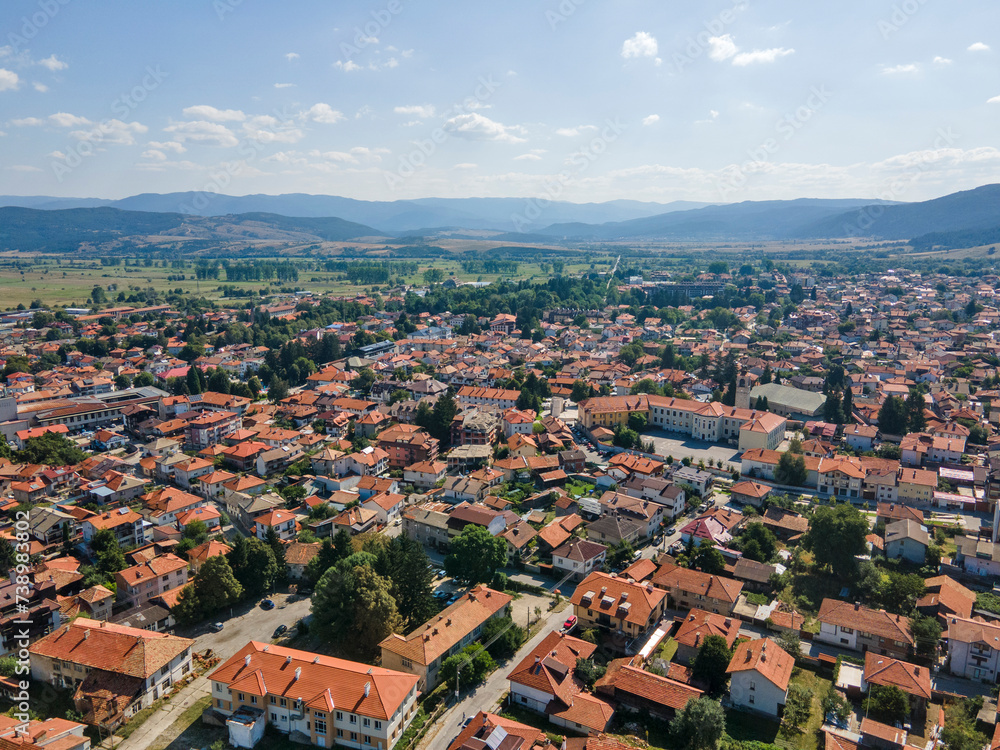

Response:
(115, 591), (312, 750)
(417, 605), (571, 750)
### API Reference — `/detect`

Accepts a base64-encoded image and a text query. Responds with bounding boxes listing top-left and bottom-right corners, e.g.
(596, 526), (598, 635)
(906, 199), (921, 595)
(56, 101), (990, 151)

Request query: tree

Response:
(880, 571), (925, 614)
(822, 391), (844, 424)
(910, 615), (943, 658)
(821, 683), (850, 722)
(783, 684), (813, 731)
(372, 533), (437, 628)
(842, 385), (854, 423)
(906, 388), (927, 433)
(350, 564), (405, 658)
(0, 539), (16, 570)
(439, 644), (496, 690)
(776, 629), (801, 657)
(689, 544), (726, 575)
(571, 380), (591, 402)
(133, 371), (155, 387)
(804, 503), (868, 577)
(670, 696), (726, 750)
(430, 391), (458, 444)
(774, 451), (807, 486)
(186, 364), (203, 395)
(265, 526), (287, 582)
(863, 684), (909, 724)
(268, 377), (290, 402)
(423, 268), (445, 284)
(444, 525), (507, 585)
(481, 616), (526, 660)
(878, 395), (907, 435)
(691, 634), (732, 696)
(172, 555), (244, 625)
(738, 523), (777, 563)
(19, 432), (86, 466)
(208, 368), (231, 395)
(228, 536), (279, 596)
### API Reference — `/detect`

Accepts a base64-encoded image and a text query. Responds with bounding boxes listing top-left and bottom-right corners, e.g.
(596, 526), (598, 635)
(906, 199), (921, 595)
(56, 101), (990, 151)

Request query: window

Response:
(363, 718), (371, 728)
(749, 694), (755, 705)
(350, 714), (357, 724)
(250, 696), (257, 705)
(336, 712), (343, 721)
(280, 698), (287, 707)
(401, 658), (412, 669)
(364, 736), (371, 745)
(375, 721), (382, 730)
(315, 719), (327, 735)
(238, 693), (245, 702)
(351, 733), (358, 742)
(270, 696), (277, 704)
(839, 627), (853, 635)
(337, 729), (344, 738)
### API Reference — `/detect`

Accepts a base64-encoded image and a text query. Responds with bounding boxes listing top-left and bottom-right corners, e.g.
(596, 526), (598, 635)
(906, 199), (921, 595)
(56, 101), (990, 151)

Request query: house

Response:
(551, 539), (607, 582)
(186, 539), (233, 573)
(285, 542), (321, 580)
(362, 492), (406, 526)
(652, 564), (744, 616)
(331, 506), (379, 536)
(402, 460), (447, 490)
(953, 536), (1000, 577)
(730, 481), (771, 508)
(115, 554), (189, 608)
(0, 715), (90, 750)
(446, 711), (549, 750)
(507, 631), (615, 734)
(379, 585), (512, 690)
(585, 513), (643, 547)
(862, 652), (931, 718)
(673, 609), (741, 665)
(29, 619), (194, 728)
(946, 616), (1000, 681)
(82, 508), (150, 549)
(570, 572), (667, 643)
(732, 558), (777, 593)
(209, 641), (419, 750)
(680, 508), (743, 548)
(884, 520), (929, 564)
(916, 575), (975, 624)
(255, 509), (298, 541)
(876, 503), (924, 527)
(503, 522), (537, 562)
(760, 507), (809, 542)
(815, 599), (913, 659)
(594, 659), (702, 719)
(376, 424), (439, 469)
(726, 637), (794, 717)
(844, 423), (879, 452)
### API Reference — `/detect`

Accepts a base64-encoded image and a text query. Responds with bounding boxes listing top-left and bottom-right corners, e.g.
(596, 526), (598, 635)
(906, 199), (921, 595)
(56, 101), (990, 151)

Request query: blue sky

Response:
(0, 0), (998, 204)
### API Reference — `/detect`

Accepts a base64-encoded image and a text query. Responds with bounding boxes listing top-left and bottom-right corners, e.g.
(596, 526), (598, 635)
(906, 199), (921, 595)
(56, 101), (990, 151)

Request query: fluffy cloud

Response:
(394, 104), (436, 119)
(285, 52), (300, 60)
(642, 114), (660, 126)
(303, 103), (345, 124)
(621, 32), (658, 59)
(988, 95), (1000, 104)
(443, 113), (526, 143)
(881, 63), (919, 74)
(708, 35), (738, 62)
(555, 125), (597, 137)
(146, 140), (186, 154)
(242, 114), (304, 144)
(70, 119), (148, 145)
(733, 48), (795, 66)
(334, 60), (362, 72)
(514, 153), (542, 161)
(164, 120), (239, 147)
(49, 112), (92, 127)
(0, 69), (19, 91)
(33, 82), (48, 92)
(968, 42), (990, 52)
(37, 54), (67, 71)
(933, 56), (953, 65)
(274, 83), (295, 89)
(10, 116), (43, 126)
(181, 105), (246, 122)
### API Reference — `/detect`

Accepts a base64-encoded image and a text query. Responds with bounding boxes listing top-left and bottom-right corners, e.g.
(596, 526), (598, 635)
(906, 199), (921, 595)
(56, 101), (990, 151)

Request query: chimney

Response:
(294, 667), (301, 681)
(285, 655), (292, 665)
(244, 655), (252, 667)
(84, 630), (90, 640)
(364, 681), (371, 697)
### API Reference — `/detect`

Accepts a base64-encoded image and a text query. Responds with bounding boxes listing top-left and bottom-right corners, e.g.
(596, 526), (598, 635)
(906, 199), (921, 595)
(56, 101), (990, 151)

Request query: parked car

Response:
(273, 624), (287, 638)
(563, 615), (578, 631)
(210, 622), (224, 632)
(666, 527), (676, 535)
(261, 599), (275, 610)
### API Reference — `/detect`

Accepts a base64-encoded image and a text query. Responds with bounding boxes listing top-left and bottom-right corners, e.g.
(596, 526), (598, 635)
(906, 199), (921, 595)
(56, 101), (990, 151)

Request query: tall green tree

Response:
(878, 395), (907, 435)
(774, 451), (807, 486)
(670, 696), (726, 750)
(691, 635), (732, 696)
(907, 388), (927, 433)
(228, 536), (279, 596)
(444, 525), (507, 585)
(804, 503), (868, 577)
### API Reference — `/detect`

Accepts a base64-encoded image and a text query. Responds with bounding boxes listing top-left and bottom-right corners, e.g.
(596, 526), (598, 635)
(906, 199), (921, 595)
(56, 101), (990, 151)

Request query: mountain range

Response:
(1, 183), (999, 250)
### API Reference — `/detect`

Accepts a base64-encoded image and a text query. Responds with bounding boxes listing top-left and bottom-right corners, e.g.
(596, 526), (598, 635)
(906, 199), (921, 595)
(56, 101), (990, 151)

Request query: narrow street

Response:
(418, 605), (571, 750)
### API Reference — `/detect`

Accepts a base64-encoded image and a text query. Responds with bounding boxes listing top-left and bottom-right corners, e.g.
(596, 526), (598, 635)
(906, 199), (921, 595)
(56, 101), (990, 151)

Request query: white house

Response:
(726, 637), (794, 718)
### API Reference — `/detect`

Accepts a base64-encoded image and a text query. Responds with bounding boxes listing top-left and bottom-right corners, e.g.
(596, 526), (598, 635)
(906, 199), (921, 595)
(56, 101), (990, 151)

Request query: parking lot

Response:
(643, 430), (741, 468)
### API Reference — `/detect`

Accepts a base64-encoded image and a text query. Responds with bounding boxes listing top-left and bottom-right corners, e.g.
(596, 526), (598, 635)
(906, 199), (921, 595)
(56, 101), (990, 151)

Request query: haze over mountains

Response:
(1, 184), (999, 251)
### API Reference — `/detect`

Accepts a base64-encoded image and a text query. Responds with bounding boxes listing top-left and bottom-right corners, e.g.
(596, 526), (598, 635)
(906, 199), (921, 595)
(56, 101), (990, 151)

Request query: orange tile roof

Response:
(727, 637), (794, 691)
(817, 599), (913, 645)
(570, 572), (666, 629)
(863, 652), (931, 700)
(674, 609), (741, 649)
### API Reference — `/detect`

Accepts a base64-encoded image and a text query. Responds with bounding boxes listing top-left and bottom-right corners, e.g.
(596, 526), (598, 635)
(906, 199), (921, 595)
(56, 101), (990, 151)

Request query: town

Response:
(2, 257), (1000, 750)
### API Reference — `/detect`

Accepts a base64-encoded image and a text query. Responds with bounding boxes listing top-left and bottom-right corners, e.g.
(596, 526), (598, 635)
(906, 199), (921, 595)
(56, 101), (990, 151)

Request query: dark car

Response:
(261, 599), (275, 610)
(273, 624), (288, 638)
(210, 622), (224, 632)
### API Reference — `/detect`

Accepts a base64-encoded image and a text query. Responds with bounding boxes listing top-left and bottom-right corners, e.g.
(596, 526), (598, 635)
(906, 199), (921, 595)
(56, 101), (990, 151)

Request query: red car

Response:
(563, 615), (578, 631)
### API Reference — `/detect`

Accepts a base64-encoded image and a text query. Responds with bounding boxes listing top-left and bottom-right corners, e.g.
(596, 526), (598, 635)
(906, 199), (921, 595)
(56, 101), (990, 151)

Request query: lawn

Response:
(776, 668), (832, 750)
(149, 696), (221, 750)
(724, 708), (781, 744)
(653, 636), (678, 663)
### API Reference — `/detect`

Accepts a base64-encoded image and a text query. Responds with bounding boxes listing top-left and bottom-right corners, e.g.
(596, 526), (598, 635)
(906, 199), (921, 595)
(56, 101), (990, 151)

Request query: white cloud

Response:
(932, 56), (953, 65)
(6, 164), (42, 172)
(442, 113), (526, 143)
(182, 105), (246, 122)
(49, 112), (92, 127)
(0, 69), (19, 92)
(514, 153), (542, 161)
(37, 54), (67, 71)
(303, 103), (345, 124)
(988, 95), (1000, 104)
(621, 32), (658, 59)
(32, 82), (48, 92)
(141, 149), (167, 161)
(642, 114), (660, 126)
(453, 163), (477, 169)
(242, 114), (304, 143)
(146, 140), (186, 154)
(11, 116), (43, 126)
(555, 125), (598, 137)
(71, 119), (147, 145)
(968, 42), (991, 52)
(334, 60), (362, 72)
(274, 82), (295, 89)
(395, 104), (436, 118)
(732, 47), (795, 66)
(164, 120), (239, 147)
(708, 35), (738, 62)
(881, 63), (919, 74)
(285, 52), (300, 61)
